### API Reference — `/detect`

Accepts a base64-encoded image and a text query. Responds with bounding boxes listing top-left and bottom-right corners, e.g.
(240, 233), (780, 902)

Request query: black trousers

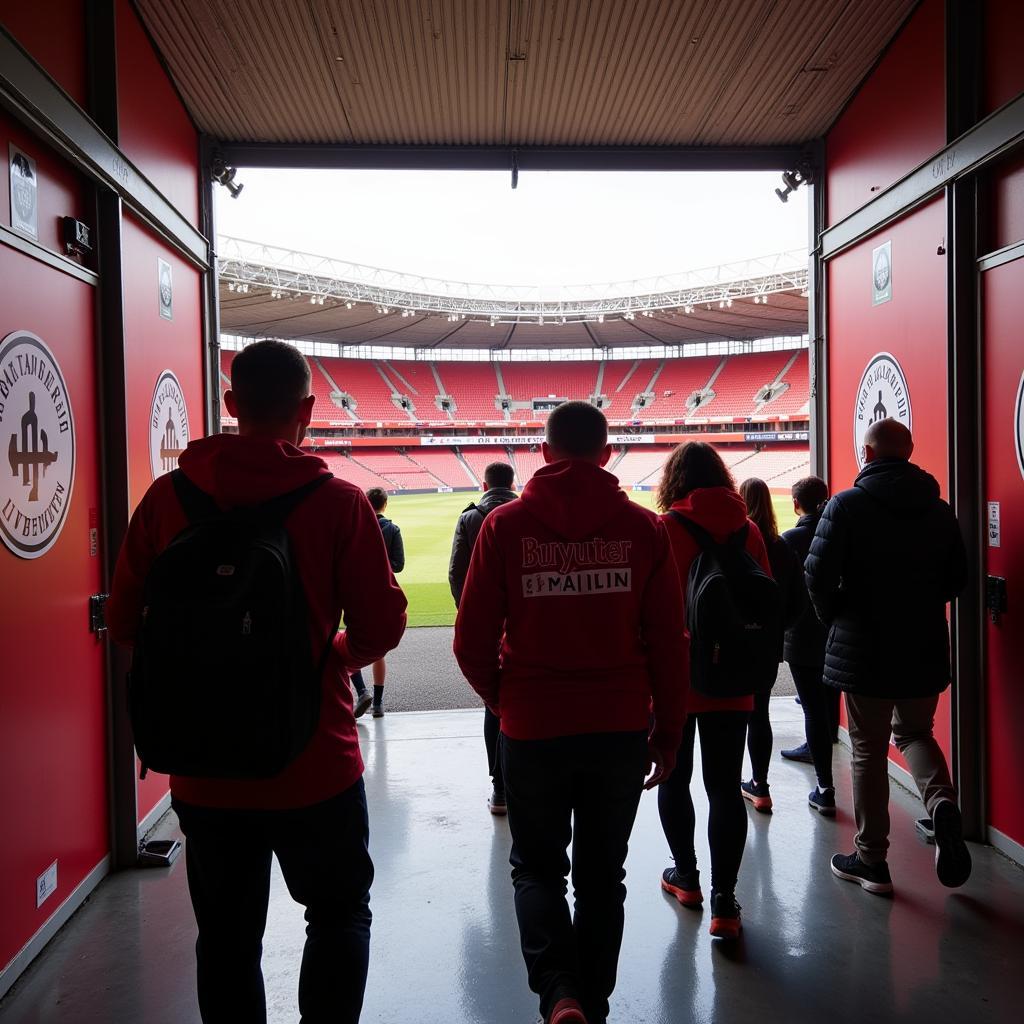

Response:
(791, 663), (836, 790)
(746, 690), (774, 785)
(484, 707), (505, 792)
(173, 781), (374, 1024)
(658, 712), (749, 895)
(501, 730), (647, 1024)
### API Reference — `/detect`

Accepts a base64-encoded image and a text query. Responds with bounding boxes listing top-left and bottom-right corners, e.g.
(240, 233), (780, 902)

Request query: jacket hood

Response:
(669, 487), (750, 541)
(178, 434), (330, 507)
(477, 486), (517, 512)
(854, 458), (940, 514)
(520, 460), (629, 540)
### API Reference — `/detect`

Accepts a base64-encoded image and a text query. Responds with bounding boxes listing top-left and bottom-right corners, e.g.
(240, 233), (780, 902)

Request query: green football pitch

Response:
(384, 490), (797, 628)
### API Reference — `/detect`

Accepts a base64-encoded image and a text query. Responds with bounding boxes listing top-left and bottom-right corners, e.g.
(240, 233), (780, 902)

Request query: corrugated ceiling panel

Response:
(135, 0), (918, 147)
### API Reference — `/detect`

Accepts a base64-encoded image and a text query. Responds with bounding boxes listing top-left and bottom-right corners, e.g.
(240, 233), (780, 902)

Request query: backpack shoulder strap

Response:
(668, 509), (714, 550)
(172, 469), (220, 523)
(729, 522), (751, 548)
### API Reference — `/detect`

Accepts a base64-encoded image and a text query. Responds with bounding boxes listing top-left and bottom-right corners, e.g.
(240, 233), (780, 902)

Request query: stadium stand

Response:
(692, 351), (791, 419)
(306, 358), (353, 422)
(351, 451), (438, 489)
(637, 357), (720, 421)
(757, 349), (810, 417)
(318, 451), (392, 491)
(610, 445), (674, 486)
(407, 448), (477, 487)
(598, 359), (660, 421)
(502, 362), (601, 421)
(733, 448), (811, 488)
(461, 445), (513, 486)
(434, 362), (503, 421)
(511, 448), (546, 486)
(321, 357), (414, 422)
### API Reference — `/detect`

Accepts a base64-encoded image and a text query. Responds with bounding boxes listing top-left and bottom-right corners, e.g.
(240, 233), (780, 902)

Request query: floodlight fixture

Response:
(211, 153), (244, 199)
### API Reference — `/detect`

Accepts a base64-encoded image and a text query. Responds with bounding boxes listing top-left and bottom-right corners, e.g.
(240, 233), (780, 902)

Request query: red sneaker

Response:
(741, 780), (773, 813)
(548, 997), (588, 1024)
(709, 891), (742, 939)
(661, 867), (703, 907)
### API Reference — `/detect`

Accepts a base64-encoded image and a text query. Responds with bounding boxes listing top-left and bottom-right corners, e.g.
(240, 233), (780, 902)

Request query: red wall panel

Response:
(984, 0), (1024, 115)
(826, 198), (953, 765)
(987, 154), (1024, 253)
(0, 246), (108, 974)
(121, 211), (205, 822)
(826, 0), (945, 226)
(981, 261), (1024, 848)
(1, 0), (88, 106)
(116, 0), (199, 227)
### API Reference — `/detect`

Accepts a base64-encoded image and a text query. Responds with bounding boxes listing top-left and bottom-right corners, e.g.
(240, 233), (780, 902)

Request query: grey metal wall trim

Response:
(822, 91), (1024, 259)
(806, 140), (828, 481)
(0, 224), (98, 285)
(216, 142), (807, 173)
(0, 26), (209, 270)
(978, 239), (1024, 272)
(199, 134), (222, 434)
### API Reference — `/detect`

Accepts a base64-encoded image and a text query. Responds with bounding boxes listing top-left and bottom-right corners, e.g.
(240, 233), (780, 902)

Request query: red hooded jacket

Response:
(453, 459), (688, 750)
(662, 487), (771, 715)
(107, 434), (407, 810)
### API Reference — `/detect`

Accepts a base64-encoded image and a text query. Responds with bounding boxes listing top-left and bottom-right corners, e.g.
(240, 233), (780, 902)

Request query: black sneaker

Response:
(741, 780), (772, 813)
(932, 800), (972, 888)
(709, 891), (742, 939)
(661, 866), (703, 907)
(808, 787), (836, 816)
(353, 691), (373, 719)
(781, 742), (814, 764)
(372, 704), (384, 719)
(488, 787), (507, 816)
(830, 852), (893, 895)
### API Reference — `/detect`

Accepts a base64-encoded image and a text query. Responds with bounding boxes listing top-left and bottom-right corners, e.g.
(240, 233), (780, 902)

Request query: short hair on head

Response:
(863, 418), (914, 460)
(792, 475), (829, 512)
(366, 487), (388, 512)
(483, 461), (515, 489)
(545, 401), (608, 459)
(656, 441), (735, 511)
(739, 477), (778, 544)
(230, 340), (311, 424)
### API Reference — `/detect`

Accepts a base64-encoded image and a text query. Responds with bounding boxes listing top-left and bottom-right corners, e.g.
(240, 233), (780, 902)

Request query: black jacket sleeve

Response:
(449, 513), (471, 607)
(388, 525), (405, 574)
(944, 506), (969, 602)
(805, 495), (849, 626)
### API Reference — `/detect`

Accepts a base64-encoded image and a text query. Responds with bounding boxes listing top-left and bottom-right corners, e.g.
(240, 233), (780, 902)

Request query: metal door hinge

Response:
(89, 593), (109, 634)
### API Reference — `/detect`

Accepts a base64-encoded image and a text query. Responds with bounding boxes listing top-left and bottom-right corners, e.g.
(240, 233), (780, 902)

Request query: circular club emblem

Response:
(1015, 371), (1024, 481)
(149, 370), (190, 479)
(0, 331), (76, 558)
(854, 352), (912, 469)
(873, 247), (891, 292)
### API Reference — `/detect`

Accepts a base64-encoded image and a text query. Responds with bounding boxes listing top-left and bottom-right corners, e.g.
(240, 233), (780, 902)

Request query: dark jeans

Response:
(173, 781), (374, 1024)
(484, 707), (504, 792)
(501, 730), (647, 1024)
(790, 663), (835, 789)
(658, 712), (749, 894)
(351, 670), (366, 696)
(746, 690), (773, 785)
(828, 685), (841, 742)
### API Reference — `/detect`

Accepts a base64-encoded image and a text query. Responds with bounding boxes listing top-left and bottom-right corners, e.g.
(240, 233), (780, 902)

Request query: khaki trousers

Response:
(845, 693), (956, 865)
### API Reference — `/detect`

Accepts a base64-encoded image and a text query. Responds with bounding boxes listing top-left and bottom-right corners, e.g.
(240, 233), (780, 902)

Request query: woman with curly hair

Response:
(655, 442), (771, 940)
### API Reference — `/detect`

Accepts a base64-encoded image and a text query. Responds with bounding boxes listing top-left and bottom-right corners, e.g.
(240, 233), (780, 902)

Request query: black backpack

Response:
(670, 512), (782, 698)
(128, 470), (333, 779)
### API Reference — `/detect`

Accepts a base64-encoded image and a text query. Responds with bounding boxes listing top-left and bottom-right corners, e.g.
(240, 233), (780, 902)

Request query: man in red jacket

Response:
(454, 402), (687, 1024)
(108, 340), (406, 1024)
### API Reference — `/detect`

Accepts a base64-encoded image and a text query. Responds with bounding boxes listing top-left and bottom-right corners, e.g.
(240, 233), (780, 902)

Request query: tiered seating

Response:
(758, 351), (810, 417)
(599, 360), (660, 421)
(637, 357), (720, 421)
(694, 352), (791, 419)
(219, 351), (233, 410)
(733, 448), (810, 488)
(352, 451), (435, 489)
(407, 449), (476, 487)
(612, 446), (674, 486)
(318, 451), (392, 491)
(308, 358), (352, 422)
(320, 358), (410, 422)
(503, 361), (600, 420)
(382, 360), (435, 400)
(461, 445), (512, 485)
(435, 362), (502, 420)
(512, 448), (546, 485)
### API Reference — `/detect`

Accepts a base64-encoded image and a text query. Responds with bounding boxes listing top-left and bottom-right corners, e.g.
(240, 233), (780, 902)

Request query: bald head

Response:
(864, 418), (914, 462)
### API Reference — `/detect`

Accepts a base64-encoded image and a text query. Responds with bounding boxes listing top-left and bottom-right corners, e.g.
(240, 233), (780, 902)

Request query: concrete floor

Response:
(373, 626), (795, 712)
(1, 701), (1021, 1024)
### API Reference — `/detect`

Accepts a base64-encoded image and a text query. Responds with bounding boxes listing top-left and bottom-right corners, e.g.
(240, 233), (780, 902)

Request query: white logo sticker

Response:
(158, 258), (173, 320)
(1015, 371), (1024, 482)
(0, 331), (76, 558)
(854, 352), (912, 469)
(149, 370), (189, 479)
(9, 145), (38, 240)
(872, 240), (892, 305)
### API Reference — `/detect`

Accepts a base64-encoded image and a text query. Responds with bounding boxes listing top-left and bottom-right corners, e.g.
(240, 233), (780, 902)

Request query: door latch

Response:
(89, 593), (109, 634)
(986, 576), (1007, 624)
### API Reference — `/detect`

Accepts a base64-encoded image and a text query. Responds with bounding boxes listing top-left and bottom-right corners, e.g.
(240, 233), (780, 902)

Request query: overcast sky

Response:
(216, 168), (808, 287)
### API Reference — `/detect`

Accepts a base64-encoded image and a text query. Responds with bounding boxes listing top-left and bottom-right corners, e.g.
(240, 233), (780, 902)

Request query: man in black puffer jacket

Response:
(449, 461), (518, 814)
(806, 419), (970, 896)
